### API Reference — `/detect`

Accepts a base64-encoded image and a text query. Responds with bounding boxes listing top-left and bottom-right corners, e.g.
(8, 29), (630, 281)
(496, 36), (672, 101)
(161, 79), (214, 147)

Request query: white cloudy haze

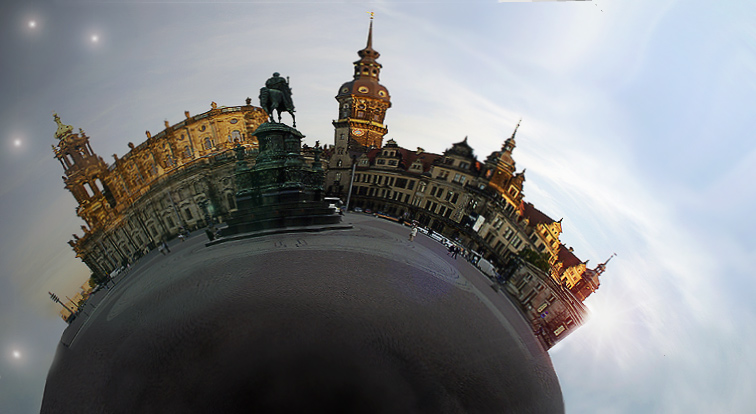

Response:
(1, 0), (755, 412)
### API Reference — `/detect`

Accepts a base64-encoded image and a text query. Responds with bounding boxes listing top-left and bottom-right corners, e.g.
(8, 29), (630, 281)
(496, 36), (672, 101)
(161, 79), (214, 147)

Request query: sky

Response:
(1, 0), (755, 412)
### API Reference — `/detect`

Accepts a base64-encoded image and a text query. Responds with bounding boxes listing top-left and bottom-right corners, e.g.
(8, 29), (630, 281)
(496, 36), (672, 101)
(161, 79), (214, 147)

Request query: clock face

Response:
(353, 129), (366, 137)
(378, 90), (387, 97)
(341, 87), (349, 94)
(357, 86), (369, 94)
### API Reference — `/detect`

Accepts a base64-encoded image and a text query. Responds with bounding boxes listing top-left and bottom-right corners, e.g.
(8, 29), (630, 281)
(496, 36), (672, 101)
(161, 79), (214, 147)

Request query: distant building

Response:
(505, 261), (588, 350)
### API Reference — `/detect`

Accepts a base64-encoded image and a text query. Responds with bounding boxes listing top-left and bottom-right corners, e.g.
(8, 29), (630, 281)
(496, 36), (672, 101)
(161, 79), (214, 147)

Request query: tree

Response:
(518, 248), (551, 273)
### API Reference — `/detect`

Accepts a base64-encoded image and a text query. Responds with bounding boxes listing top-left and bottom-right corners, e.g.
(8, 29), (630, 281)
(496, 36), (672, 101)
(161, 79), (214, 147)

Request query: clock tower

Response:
(327, 17), (392, 197)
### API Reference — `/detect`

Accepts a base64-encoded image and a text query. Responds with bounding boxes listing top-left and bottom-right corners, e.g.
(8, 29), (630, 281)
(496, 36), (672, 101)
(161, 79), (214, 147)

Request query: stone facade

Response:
(505, 261), (588, 350)
(53, 103), (268, 277)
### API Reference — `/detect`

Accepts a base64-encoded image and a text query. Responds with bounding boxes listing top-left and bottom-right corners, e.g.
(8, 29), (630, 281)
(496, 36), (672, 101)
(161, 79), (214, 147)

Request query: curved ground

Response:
(42, 213), (563, 413)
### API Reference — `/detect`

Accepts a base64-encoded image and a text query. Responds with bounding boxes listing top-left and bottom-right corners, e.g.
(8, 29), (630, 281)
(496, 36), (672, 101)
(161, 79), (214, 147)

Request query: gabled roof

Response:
(522, 202), (556, 226)
(557, 244), (583, 271)
(444, 137), (475, 159)
(358, 145), (442, 174)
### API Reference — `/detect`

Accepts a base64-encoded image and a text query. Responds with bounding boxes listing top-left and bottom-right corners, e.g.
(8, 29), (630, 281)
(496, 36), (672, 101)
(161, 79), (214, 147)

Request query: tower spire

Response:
(596, 253), (616, 275)
(511, 118), (521, 140)
(366, 12), (374, 49)
(503, 119), (520, 152)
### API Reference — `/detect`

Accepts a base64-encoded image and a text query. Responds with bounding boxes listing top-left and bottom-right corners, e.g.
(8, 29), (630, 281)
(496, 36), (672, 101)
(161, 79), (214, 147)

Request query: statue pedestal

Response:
(219, 123), (343, 238)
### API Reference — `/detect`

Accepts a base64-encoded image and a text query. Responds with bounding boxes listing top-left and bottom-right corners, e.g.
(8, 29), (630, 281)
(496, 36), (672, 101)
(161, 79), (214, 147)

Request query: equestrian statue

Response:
(259, 72), (296, 127)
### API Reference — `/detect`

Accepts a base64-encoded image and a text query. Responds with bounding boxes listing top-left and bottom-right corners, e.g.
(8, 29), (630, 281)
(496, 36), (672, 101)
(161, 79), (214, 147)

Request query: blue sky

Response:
(1, 0), (755, 412)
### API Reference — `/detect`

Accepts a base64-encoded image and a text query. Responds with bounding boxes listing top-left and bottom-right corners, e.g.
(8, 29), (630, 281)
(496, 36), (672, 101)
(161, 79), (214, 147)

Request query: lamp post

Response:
(345, 155), (357, 211)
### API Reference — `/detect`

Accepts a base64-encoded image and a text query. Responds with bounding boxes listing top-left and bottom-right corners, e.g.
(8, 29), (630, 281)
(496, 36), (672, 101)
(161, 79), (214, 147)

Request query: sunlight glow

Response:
(14, 139), (21, 147)
(29, 21), (36, 28)
(91, 35), (99, 43)
(12, 350), (21, 359)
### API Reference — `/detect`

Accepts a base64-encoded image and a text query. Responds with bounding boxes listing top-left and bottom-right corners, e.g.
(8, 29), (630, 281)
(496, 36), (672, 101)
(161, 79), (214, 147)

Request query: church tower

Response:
(484, 120), (526, 208)
(327, 17), (392, 196)
(51, 113), (115, 230)
(333, 17), (391, 152)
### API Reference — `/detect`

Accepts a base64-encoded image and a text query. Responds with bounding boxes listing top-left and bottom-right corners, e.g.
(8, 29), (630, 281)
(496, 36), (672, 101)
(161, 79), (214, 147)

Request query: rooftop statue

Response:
(53, 113), (74, 140)
(259, 72), (296, 127)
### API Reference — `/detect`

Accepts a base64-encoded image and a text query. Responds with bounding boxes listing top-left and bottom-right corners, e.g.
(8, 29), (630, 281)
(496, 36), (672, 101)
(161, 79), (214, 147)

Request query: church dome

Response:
(336, 79), (391, 104)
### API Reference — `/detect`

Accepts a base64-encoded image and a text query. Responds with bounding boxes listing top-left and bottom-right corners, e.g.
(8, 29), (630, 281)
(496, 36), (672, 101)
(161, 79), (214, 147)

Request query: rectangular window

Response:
(438, 206), (447, 216)
(377, 159), (386, 165)
(407, 181), (415, 190)
(424, 200), (431, 209)
(451, 193), (459, 204)
(395, 178), (407, 188)
(388, 160), (398, 166)
(429, 186), (437, 196)
(184, 208), (193, 220)
(436, 188), (444, 199)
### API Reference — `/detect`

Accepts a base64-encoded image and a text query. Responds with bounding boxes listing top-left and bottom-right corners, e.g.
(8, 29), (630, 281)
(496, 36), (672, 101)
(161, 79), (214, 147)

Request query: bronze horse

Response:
(259, 87), (296, 127)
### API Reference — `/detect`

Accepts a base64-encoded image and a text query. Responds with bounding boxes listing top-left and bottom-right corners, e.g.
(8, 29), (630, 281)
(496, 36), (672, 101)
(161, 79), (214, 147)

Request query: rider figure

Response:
(265, 72), (294, 111)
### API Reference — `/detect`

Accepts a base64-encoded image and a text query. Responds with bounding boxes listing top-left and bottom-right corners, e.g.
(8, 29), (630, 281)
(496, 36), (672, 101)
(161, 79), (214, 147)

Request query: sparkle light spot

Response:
(12, 350), (21, 359)
(91, 35), (99, 43)
(14, 139), (21, 147)
(29, 21), (36, 28)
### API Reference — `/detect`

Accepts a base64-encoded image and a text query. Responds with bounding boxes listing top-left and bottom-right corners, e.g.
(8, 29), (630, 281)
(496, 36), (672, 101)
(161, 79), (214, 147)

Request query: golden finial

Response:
(367, 11), (375, 20)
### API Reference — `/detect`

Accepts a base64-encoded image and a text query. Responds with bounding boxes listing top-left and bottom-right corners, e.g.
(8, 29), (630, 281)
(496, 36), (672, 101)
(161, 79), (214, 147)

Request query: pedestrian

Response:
(205, 228), (215, 241)
(158, 244), (166, 255)
(409, 225), (418, 242)
(452, 246), (459, 259)
(162, 240), (171, 253)
(447, 244), (454, 256)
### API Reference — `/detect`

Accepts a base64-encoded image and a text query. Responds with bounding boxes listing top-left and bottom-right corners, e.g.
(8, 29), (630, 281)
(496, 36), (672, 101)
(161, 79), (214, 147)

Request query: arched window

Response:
(203, 137), (213, 150)
(231, 130), (241, 142)
(93, 178), (103, 192)
(83, 183), (95, 197)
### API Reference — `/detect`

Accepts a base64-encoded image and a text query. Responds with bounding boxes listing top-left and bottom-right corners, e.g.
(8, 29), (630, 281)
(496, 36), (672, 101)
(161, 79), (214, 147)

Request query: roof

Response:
(521, 202), (556, 226)
(358, 145), (442, 174)
(557, 244), (583, 270)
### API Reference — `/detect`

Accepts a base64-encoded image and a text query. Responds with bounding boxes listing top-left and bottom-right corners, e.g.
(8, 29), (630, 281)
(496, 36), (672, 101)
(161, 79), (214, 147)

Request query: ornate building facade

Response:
(53, 102), (268, 277)
(320, 21), (612, 347)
